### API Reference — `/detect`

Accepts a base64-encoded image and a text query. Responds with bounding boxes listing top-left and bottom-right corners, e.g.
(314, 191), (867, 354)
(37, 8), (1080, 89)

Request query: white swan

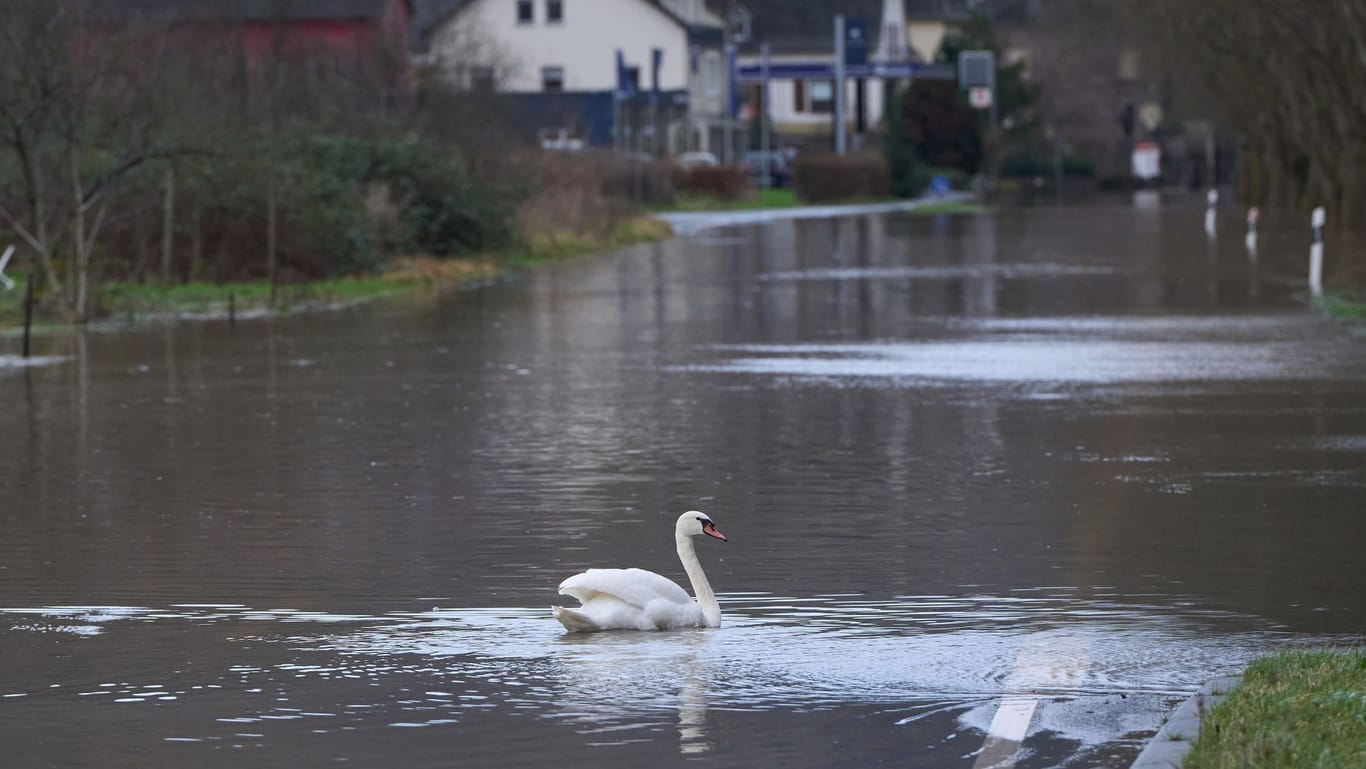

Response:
(553, 511), (728, 632)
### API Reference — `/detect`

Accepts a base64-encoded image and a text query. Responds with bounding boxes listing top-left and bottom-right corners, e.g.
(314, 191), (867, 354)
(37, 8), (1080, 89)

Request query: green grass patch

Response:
(1316, 293), (1366, 321)
(663, 188), (800, 212)
(1185, 649), (1366, 769)
(909, 200), (987, 216)
(95, 257), (501, 320)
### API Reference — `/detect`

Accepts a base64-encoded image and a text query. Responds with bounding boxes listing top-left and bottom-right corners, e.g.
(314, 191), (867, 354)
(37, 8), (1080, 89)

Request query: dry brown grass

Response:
(508, 150), (673, 249)
(382, 255), (500, 285)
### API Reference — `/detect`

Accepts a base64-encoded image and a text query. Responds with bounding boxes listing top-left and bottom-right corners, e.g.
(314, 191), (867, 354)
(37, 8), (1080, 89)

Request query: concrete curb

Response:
(654, 193), (976, 236)
(1130, 676), (1242, 769)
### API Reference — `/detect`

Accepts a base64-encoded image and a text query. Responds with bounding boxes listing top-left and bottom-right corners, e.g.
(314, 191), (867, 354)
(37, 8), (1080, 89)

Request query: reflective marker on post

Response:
(1204, 189), (1218, 239)
(1309, 207), (1325, 298)
(1245, 207), (1258, 257)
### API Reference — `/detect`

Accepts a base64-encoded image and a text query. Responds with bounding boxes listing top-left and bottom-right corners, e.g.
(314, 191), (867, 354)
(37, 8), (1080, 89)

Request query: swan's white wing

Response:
(558, 568), (692, 609)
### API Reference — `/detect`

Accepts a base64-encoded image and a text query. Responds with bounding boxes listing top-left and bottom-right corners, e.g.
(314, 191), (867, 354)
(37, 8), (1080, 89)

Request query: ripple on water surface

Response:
(0, 592), (1329, 762)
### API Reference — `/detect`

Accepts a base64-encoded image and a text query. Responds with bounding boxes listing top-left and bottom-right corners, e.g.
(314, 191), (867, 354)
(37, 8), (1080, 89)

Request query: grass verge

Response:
(3, 214), (673, 330)
(663, 188), (801, 212)
(510, 214), (673, 265)
(1184, 648), (1366, 769)
(908, 200), (987, 216)
(1316, 293), (1366, 321)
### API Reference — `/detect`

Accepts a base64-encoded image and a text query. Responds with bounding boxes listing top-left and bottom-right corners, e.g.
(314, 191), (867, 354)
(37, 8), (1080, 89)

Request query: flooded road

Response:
(3, 199), (1364, 767)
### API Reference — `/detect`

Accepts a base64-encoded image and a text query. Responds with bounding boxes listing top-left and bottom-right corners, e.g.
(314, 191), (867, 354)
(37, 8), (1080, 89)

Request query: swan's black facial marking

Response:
(700, 518), (728, 542)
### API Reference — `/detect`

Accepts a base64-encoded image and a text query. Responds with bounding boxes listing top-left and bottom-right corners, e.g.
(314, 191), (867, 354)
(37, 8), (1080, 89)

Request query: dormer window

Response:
(547, 0), (564, 24)
(516, 0), (533, 24)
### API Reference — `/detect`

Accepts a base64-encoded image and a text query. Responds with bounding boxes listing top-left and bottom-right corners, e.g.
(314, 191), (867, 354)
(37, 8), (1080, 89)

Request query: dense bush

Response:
(284, 132), (515, 259)
(673, 165), (748, 200)
(903, 80), (983, 174)
(794, 154), (891, 203)
(884, 88), (930, 198)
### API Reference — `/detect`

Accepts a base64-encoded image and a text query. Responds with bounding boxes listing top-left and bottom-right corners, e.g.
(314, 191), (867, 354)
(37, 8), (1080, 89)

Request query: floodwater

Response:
(2, 197), (1364, 768)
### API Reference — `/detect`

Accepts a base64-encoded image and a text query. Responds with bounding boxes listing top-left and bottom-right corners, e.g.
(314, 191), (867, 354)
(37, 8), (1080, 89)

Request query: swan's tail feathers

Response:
(552, 605), (597, 633)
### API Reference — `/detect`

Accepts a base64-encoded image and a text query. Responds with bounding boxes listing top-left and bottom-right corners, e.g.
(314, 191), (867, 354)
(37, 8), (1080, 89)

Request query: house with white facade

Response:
(415, 0), (728, 154)
(705, 0), (978, 152)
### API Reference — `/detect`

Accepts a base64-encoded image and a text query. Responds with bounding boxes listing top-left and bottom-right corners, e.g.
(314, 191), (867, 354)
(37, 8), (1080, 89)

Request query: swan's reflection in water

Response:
(553, 630), (715, 754)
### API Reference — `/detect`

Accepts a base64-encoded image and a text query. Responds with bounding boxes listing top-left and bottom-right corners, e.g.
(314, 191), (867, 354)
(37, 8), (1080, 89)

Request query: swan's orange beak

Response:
(703, 522), (727, 542)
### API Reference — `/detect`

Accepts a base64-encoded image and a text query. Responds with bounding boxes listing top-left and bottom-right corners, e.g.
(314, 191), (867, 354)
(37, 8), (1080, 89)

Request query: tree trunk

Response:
(71, 150), (87, 323)
(161, 166), (175, 286)
(15, 139), (66, 313)
(190, 204), (203, 283)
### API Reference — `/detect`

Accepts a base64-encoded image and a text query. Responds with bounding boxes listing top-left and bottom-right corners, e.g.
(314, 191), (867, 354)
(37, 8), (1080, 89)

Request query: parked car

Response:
(743, 150), (792, 187)
(677, 151), (719, 169)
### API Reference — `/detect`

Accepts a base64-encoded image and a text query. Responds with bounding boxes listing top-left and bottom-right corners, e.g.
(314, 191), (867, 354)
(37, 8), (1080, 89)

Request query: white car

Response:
(676, 151), (719, 169)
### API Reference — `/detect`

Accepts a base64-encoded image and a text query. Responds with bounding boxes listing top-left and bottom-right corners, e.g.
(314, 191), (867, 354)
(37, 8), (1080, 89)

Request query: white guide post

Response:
(1309, 206), (1325, 297)
(0, 244), (15, 291)
(1204, 189), (1218, 239)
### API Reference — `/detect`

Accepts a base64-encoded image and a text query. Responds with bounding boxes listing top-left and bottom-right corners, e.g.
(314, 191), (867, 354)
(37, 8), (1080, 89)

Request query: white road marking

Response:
(970, 630), (1093, 769)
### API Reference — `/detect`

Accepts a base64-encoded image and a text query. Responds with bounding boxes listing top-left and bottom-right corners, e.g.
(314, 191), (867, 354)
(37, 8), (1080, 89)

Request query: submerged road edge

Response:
(654, 193), (976, 236)
(1130, 675), (1242, 769)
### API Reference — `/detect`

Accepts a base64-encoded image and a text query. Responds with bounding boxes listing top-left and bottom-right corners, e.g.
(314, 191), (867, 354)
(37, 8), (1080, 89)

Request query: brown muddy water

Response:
(2, 197), (1364, 768)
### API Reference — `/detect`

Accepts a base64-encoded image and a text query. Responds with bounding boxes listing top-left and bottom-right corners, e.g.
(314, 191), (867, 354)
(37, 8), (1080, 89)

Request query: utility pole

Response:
(760, 42), (771, 187)
(834, 14), (847, 155)
(723, 42), (736, 164)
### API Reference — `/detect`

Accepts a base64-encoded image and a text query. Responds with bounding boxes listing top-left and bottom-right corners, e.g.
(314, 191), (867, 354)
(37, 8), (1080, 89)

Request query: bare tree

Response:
(0, 0), (173, 321)
(1132, 1), (1366, 224)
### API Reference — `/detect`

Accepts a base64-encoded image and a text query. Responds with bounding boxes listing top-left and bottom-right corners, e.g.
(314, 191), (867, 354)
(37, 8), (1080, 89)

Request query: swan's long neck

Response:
(676, 533), (720, 627)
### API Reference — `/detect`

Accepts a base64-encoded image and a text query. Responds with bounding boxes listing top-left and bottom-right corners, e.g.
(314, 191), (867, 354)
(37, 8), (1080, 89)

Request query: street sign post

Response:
(735, 62), (955, 82)
(968, 86), (992, 110)
(959, 50), (996, 128)
(834, 15), (846, 155)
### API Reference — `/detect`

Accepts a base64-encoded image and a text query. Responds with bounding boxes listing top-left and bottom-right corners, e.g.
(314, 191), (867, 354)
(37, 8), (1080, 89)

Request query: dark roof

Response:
(905, 0), (1038, 22)
(410, 0), (467, 48)
(101, 0), (409, 22)
(705, 0), (886, 54)
(904, 0), (976, 21)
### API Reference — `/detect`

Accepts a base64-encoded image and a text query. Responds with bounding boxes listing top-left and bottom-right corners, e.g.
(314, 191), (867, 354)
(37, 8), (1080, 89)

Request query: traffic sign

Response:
(969, 86), (992, 110)
(736, 62), (955, 82)
(845, 18), (868, 66)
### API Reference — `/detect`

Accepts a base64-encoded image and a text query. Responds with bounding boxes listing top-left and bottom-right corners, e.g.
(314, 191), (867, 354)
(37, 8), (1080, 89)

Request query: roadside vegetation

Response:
(0, 1), (672, 330)
(1317, 294), (1366, 322)
(1184, 649), (1366, 769)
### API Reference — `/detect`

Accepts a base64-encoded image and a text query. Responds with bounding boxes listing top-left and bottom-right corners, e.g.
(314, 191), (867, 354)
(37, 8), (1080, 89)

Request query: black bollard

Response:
(228, 291), (236, 325)
(22, 270), (34, 358)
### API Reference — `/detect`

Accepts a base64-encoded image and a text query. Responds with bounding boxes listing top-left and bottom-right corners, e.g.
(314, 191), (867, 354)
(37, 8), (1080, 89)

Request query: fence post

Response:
(22, 270), (34, 358)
